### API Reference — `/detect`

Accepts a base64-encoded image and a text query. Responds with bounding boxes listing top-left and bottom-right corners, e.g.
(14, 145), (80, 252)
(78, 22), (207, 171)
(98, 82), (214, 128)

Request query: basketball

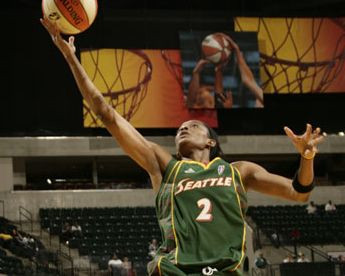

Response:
(42, 0), (98, 35)
(201, 33), (232, 64)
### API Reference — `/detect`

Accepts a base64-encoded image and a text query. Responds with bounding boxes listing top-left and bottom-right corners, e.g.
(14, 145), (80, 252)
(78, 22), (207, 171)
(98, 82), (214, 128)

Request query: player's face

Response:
(175, 120), (214, 156)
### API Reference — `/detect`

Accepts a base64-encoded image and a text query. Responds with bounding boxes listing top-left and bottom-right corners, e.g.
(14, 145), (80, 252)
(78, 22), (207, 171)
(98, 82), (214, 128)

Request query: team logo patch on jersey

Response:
(184, 168), (196, 173)
(217, 165), (225, 175)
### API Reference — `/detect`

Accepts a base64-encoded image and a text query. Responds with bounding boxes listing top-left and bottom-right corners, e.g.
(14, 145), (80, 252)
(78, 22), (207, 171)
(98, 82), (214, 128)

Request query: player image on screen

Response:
(187, 33), (263, 109)
(180, 32), (263, 109)
(41, 17), (323, 276)
(187, 59), (233, 109)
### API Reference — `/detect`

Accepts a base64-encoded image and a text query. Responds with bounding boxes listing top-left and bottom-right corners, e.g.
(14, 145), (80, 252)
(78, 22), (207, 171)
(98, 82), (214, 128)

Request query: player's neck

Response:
(182, 150), (210, 164)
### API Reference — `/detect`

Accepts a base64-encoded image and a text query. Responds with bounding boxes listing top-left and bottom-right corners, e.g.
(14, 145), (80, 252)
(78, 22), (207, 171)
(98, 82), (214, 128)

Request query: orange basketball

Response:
(201, 33), (232, 64)
(42, 0), (98, 35)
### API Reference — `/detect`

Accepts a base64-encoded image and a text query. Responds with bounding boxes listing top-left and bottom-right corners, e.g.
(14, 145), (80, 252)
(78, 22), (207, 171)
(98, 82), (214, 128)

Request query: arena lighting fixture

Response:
(46, 178), (67, 184)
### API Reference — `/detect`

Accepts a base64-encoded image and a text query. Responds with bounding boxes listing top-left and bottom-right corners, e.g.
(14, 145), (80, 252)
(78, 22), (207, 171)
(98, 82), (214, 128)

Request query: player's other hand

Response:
(40, 17), (76, 58)
(284, 124), (324, 160)
(214, 32), (239, 52)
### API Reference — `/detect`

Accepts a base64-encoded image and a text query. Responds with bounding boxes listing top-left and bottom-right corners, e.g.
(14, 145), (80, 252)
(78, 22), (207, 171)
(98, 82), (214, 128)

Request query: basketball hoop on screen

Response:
(82, 49), (153, 127)
(235, 17), (345, 93)
(161, 50), (184, 90)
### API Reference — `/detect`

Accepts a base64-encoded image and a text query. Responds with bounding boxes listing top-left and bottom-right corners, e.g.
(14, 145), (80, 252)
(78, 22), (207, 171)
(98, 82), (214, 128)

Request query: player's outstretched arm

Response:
(225, 36), (264, 107)
(233, 124), (324, 202)
(214, 64), (233, 108)
(40, 18), (172, 192)
(187, 59), (210, 107)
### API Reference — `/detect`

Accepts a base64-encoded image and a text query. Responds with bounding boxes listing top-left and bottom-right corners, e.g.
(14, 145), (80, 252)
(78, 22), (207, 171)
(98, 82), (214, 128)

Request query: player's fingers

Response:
(305, 123), (312, 140)
(313, 136), (324, 145)
(312, 127), (321, 138)
(314, 127), (321, 134)
(69, 36), (75, 46)
(39, 18), (46, 28)
(40, 18), (52, 33)
(42, 17), (57, 34)
(284, 126), (296, 140)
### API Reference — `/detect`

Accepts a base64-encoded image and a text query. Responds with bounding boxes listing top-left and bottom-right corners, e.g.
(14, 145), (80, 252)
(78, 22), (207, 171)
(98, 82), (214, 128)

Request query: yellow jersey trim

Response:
(234, 166), (247, 192)
(157, 160), (180, 211)
(229, 165), (247, 272)
(157, 256), (163, 276)
(180, 157), (221, 169)
(170, 161), (184, 264)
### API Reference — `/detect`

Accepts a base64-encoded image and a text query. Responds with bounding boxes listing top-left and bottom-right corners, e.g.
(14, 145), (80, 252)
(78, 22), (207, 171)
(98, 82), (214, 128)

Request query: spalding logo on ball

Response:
(42, 0), (98, 34)
(201, 33), (232, 64)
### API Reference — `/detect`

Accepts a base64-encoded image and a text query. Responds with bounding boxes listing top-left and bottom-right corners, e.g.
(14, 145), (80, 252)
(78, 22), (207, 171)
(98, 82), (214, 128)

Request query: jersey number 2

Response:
(196, 198), (213, 222)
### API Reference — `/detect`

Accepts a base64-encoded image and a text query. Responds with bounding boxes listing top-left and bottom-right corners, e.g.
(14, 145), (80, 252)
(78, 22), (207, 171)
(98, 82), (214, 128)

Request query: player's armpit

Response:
(148, 142), (174, 173)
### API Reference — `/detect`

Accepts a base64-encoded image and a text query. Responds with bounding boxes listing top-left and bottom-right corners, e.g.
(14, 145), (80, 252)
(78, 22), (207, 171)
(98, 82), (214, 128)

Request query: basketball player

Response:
(187, 59), (232, 109)
(188, 33), (263, 109)
(41, 18), (323, 276)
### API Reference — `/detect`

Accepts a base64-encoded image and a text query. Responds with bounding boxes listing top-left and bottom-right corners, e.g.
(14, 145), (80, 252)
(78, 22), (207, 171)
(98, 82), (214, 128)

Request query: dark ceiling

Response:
(4, 0), (345, 17)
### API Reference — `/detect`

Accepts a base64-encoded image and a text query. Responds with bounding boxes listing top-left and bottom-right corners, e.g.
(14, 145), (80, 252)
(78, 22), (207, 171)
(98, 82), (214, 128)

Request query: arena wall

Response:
(1, 186), (345, 221)
(1, 136), (345, 221)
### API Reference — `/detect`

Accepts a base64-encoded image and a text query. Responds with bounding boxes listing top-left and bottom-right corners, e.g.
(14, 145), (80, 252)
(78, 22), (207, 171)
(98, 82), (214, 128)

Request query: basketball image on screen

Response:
(179, 31), (263, 109)
(201, 33), (232, 64)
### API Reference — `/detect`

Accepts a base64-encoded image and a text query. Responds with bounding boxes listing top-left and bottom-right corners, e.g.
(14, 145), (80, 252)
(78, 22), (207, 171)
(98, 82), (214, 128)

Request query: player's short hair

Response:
(202, 122), (223, 160)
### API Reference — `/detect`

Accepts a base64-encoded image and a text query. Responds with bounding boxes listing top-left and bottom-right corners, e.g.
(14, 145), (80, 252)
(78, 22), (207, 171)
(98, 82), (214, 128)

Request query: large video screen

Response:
(81, 17), (345, 128)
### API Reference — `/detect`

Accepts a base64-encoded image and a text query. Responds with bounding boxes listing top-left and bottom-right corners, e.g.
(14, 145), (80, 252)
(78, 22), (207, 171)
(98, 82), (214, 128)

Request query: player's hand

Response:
(215, 91), (233, 108)
(214, 32), (239, 51)
(193, 59), (210, 74)
(284, 124), (324, 160)
(40, 17), (76, 58)
(225, 36), (239, 52)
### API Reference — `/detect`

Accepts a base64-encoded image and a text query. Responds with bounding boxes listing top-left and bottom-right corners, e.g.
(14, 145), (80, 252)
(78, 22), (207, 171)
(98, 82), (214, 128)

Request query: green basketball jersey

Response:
(148, 158), (247, 276)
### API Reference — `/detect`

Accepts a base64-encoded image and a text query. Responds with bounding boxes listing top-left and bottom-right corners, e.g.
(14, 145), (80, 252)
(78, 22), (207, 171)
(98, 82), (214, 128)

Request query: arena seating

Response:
(39, 207), (161, 269)
(0, 217), (57, 275)
(247, 204), (345, 245)
(0, 254), (26, 275)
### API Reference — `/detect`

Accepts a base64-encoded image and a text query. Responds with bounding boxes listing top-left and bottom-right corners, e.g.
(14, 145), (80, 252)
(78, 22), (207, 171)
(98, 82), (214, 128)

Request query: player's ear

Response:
(207, 139), (216, 148)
